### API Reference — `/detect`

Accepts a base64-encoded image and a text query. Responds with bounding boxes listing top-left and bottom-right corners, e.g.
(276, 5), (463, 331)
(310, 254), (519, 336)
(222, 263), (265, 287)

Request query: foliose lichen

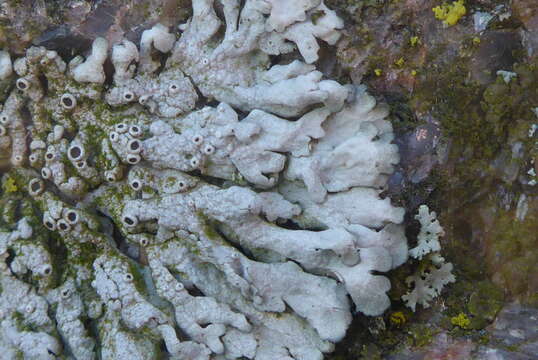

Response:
(0, 1), (412, 359)
(402, 205), (455, 312)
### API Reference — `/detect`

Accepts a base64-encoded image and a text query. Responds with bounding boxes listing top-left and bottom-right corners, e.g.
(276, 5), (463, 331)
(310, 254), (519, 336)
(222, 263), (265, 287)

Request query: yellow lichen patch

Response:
(411, 70), (418, 76)
(389, 311), (407, 326)
(3, 177), (18, 193)
(410, 36), (420, 47)
(374, 68), (383, 76)
(395, 57), (405, 67)
(472, 37), (481, 45)
(432, 0), (466, 26)
(450, 313), (470, 329)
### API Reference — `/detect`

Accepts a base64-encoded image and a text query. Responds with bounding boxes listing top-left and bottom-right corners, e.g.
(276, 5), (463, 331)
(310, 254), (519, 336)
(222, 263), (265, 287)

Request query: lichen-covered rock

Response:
(0, 1), (408, 359)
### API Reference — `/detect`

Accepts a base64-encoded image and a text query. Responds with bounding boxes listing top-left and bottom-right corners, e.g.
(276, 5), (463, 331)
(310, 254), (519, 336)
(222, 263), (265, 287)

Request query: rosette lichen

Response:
(0, 1), (408, 359)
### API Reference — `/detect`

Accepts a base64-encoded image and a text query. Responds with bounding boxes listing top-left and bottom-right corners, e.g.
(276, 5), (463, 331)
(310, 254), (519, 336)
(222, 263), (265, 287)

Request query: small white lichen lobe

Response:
(402, 205), (455, 312)
(0, 1), (408, 359)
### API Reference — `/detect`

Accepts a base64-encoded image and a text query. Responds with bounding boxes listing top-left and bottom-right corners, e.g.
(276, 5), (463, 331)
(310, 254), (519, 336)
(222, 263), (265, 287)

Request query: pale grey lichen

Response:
(403, 205), (455, 312)
(71, 37), (108, 84)
(0, 1), (409, 359)
(409, 205), (444, 260)
(0, 51), (12, 80)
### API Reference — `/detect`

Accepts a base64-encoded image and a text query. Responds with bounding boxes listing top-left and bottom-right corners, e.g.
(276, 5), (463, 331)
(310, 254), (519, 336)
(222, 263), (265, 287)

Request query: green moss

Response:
(44, 0), (66, 23)
(197, 211), (220, 240)
(358, 344), (383, 360)
(127, 260), (149, 295)
(45, 232), (68, 286)
(410, 59), (536, 163)
(92, 184), (133, 222)
(13, 311), (34, 332)
(405, 55), (538, 219)
(12, 310), (24, 323)
(484, 202), (538, 301)
(411, 60), (483, 151)
(467, 281), (504, 328)
(69, 240), (100, 268)
(407, 323), (437, 347)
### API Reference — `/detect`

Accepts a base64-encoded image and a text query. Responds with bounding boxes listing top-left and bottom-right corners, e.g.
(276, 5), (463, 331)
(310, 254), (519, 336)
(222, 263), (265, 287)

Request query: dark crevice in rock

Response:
(34, 26), (92, 61)
(275, 218), (327, 232)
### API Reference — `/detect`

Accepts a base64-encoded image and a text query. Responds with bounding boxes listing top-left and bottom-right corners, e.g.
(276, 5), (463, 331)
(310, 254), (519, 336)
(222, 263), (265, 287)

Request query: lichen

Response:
(389, 311), (406, 326)
(450, 313), (470, 329)
(402, 206), (455, 311)
(0, 1), (411, 359)
(2, 176), (18, 193)
(432, 0), (467, 27)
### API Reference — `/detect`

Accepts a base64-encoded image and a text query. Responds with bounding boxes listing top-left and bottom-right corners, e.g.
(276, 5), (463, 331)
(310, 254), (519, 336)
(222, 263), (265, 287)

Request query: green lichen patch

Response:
(468, 281), (504, 323)
(450, 313), (470, 329)
(485, 201), (538, 304)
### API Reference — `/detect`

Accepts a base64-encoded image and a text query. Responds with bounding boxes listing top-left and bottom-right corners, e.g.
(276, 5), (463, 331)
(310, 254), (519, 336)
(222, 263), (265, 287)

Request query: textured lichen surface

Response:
(318, 0), (538, 358)
(0, 1), (414, 359)
(2, 0), (538, 359)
